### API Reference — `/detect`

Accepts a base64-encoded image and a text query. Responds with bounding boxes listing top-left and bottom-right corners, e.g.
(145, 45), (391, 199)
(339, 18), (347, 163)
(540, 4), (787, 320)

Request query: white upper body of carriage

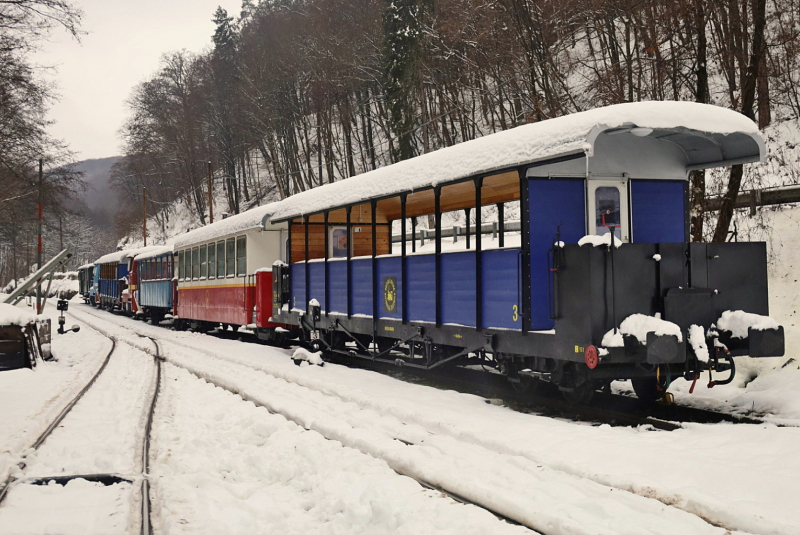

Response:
(173, 204), (287, 288)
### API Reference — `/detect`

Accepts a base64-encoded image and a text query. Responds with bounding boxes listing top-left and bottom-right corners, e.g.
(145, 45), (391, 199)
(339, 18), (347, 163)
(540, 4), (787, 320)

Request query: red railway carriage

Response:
(173, 205), (289, 341)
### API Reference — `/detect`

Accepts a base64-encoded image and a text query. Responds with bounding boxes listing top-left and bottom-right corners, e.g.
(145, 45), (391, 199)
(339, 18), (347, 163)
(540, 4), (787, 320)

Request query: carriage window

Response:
(178, 251), (185, 280)
(330, 227), (348, 258)
(200, 245), (207, 278)
(217, 241), (225, 278)
(595, 187), (622, 240)
(192, 247), (200, 280)
(207, 244), (215, 279)
(236, 236), (247, 276)
(226, 238), (235, 277)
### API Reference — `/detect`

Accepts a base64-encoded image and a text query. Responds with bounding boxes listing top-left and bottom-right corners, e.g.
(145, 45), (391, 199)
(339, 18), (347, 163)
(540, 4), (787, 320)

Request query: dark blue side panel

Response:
(117, 263), (129, 280)
(440, 252), (476, 326)
(377, 257), (402, 319)
(291, 263), (306, 310)
(328, 261), (348, 314)
(529, 179), (586, 330)
(308, 262), (326, 310)
(631, 180), (686, 243)
(350, 259), (373, 316)
(99, 279), (119, 299)
(407, 255), (436, 323)
(481, 249), (522, 330)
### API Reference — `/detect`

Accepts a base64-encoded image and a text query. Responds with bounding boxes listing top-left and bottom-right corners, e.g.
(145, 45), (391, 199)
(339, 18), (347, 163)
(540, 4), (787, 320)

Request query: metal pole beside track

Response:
(208, 161), (214, 224)
(37, 159), (43, 314)
(143, 187), (148, 247)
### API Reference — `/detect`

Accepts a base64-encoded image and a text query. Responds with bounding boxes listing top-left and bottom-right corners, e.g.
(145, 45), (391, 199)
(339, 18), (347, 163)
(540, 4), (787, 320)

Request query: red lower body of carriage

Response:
(176, 271), (281, 328)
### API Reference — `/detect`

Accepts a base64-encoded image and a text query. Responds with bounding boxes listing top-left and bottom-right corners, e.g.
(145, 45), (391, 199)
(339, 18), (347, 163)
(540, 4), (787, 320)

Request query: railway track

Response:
(206, 322), (771, 431)
(0, 323), (163, 535)
(69, 305), (754, 535)
(0, 340), (117, 505)
(74, 312), (532, 532)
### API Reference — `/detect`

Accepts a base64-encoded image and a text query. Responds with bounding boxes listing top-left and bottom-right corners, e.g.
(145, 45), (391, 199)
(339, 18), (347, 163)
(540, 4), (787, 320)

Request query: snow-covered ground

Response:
(1, 203), (799, 533)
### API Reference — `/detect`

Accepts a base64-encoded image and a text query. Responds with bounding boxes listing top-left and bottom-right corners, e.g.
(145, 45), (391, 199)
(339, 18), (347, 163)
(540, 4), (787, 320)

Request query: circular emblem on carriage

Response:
(384, 277), (397, 313)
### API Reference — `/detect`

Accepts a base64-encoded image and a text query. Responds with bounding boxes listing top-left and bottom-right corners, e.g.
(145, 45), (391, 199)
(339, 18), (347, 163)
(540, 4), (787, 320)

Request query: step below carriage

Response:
(87, 102), (785, 403)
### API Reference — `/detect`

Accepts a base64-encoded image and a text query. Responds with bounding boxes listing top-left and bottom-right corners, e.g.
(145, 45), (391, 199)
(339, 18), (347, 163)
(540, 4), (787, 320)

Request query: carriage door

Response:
(587, 179), (630, 243)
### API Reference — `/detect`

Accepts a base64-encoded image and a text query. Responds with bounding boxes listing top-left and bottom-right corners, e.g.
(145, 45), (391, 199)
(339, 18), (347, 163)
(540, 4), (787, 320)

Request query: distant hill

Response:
(72, 156), (121, 227)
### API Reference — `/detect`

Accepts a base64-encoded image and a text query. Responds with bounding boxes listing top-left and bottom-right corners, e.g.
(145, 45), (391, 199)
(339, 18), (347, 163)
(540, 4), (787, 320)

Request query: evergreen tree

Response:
(211, 6), (241, 214)
(382, 0), (427, 162)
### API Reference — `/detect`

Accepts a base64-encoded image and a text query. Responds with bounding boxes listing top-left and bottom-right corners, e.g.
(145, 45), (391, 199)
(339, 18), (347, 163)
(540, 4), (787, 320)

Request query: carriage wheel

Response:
(631, 376), (666, 405)
(562, 381), (595, 404)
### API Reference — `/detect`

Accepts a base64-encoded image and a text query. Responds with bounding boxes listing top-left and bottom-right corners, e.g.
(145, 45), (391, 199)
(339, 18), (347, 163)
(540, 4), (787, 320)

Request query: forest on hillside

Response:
(112, 0), (800, 244)
(3, 0), (800, 287)
(0, 1), (94, 287)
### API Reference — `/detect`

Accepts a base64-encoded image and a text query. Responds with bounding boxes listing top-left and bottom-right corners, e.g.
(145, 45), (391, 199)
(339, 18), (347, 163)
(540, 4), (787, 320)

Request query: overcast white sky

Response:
(34, 0), (243, 161)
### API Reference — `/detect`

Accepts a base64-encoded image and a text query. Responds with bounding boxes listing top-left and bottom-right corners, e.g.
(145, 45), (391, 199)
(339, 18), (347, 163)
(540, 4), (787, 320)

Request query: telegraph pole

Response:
(143, 186), (147, 246)
(36, 159), (43, 314)
(208, 161), (213, 224)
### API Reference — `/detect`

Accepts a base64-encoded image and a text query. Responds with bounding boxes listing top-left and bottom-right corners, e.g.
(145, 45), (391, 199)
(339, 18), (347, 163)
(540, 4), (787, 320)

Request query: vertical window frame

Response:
(236, 235), (247, 277)
(192, 247), (200, 281)
(226, 238), (235, 277)
(207, 243), (216, 280)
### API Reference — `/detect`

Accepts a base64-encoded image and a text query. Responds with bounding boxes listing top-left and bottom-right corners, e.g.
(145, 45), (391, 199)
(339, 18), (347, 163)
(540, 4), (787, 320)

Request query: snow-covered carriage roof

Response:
(173, 204), (276, 249)
(133, 246), (174, 262)
(95, 246), (166, 265)
(77, 263), (95, 270)
(267, 101), (764, 222)
(0, 303), (36, 326)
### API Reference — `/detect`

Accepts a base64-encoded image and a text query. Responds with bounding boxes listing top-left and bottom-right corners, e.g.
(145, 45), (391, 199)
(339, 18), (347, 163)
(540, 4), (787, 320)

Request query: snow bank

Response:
(717, 310), (780, 338)
(0, 303), (36, 326)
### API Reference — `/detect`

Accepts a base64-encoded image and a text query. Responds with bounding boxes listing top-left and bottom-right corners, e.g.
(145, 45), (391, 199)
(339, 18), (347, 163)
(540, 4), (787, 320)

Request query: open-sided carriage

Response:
(268, 101), (785, 402)
(77, 263), (95, 304)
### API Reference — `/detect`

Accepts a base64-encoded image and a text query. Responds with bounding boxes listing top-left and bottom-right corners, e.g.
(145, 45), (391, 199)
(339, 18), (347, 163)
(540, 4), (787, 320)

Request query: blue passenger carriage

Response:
(133, 246), (175, 323)
(96, 250), (129, 310)
(270, 102), (785, 403)
(95, 246), (162, 311)
(77, 263), (95, 304)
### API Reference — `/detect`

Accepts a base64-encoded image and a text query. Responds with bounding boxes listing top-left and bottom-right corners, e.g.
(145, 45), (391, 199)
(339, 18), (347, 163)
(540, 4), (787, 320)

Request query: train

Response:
(81, 101), (784, 404)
